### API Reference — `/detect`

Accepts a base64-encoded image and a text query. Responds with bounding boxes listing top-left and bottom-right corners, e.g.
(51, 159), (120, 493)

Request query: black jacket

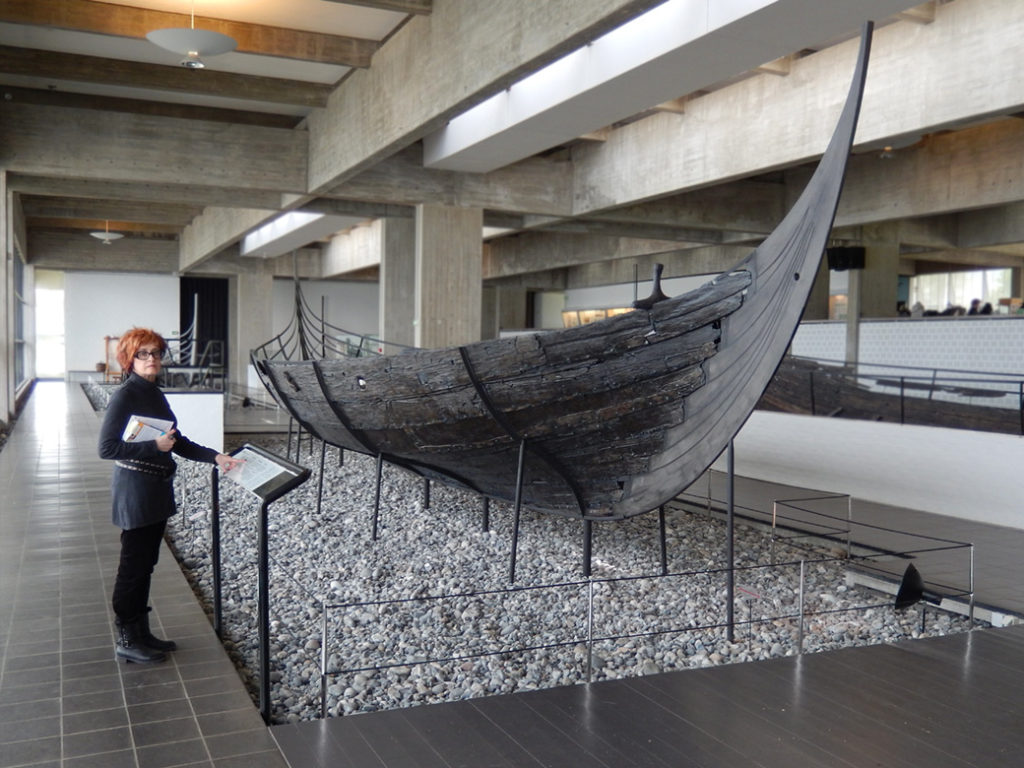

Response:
(98, 372), (218, 529)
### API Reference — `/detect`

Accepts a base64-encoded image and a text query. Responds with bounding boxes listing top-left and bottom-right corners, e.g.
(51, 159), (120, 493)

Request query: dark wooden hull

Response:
(260, 25), (874, 520)
(759, 356), (1024, 436)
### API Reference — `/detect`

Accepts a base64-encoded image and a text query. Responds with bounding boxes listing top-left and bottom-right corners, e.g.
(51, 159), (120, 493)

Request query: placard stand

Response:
(210, 443), (310, 724)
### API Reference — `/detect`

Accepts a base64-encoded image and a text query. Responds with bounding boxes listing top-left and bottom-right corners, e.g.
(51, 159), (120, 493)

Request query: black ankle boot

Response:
(139, 607), (177, 652)
(115, 616), (167, 664)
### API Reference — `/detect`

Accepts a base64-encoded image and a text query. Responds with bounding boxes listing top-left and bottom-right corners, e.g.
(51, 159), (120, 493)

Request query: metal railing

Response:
(770, 355), (1024, 435)
(192, 463), (976, 723)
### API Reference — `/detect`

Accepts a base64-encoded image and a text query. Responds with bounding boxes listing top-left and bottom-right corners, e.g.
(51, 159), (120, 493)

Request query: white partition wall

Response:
(64, 272), (179, 375)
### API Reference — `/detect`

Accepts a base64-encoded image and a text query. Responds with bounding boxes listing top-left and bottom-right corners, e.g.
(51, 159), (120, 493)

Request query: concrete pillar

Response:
(844, 231), (900, 363)
(414, 204), (482, 349)
(859, 240), (901, 319)
(497, 285), (529, 330)
(228, 262), (274, 391)
(1011, 267), (1023, 305)
(379, 217), (416, 350)
(804, 256), (830, 321)
(845, 268), (861, 366)
(481, 284), (498, 340)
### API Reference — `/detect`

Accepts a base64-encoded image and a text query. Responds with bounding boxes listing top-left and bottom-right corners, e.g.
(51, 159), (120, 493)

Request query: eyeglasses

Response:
(134, 349), (162, 360)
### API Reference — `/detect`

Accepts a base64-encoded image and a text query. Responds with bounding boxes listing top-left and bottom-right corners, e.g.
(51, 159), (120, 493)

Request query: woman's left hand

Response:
(215, 453), (245, 473)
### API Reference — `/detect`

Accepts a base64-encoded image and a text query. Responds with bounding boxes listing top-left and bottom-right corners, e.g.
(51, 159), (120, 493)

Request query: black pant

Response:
(111, 520), (167, 621)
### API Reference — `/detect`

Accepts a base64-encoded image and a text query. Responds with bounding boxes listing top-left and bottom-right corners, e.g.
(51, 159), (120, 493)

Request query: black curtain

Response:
(179, 276), (228, 363)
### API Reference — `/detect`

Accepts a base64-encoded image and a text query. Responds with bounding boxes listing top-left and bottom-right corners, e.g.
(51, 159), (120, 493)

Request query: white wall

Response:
(718, 411), (1024, 530)
(564, 273), (715, 311)
(64, 271), (179, 373)
(272, 278), (379, 343)
(793, 316), (1024, 374)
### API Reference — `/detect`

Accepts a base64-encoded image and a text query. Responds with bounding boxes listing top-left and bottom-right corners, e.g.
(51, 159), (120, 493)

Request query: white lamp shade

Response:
(146, 27), (237, 56)
(90, 231), (124, 244)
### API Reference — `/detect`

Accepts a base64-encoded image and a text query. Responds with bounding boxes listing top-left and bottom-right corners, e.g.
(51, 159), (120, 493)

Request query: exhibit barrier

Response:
(195, 467), (974, 722)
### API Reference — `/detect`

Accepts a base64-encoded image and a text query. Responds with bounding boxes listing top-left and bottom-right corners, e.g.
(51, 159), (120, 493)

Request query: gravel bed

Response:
(163, 436), (979, 724)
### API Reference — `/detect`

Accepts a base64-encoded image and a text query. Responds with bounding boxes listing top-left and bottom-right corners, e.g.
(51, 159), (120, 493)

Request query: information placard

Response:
(223, 443), (310, 503)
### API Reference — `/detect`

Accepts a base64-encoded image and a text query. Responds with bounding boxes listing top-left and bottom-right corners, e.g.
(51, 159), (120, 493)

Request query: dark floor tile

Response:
(0, 714), (61, 744)
(136, 737), (211, 768)
(1, 679), (61, 705)
(64, 658), (121, 680)
(128, 697), (195, 725)
(178, 660), (235, 681)
(1, 663), (60, 687)
(5, 636), (61, 657)
(63, 670), (123, 697)
(197, 708), (265, 737)
(0, 734), (61, 766)
(123, 680), (187, 706)
(63, 645), (115, 666)
(63, 687), (126, 715)
(63, 705), (130, 735)
(205, 728), (279, 760)
(0, 696), (60, 725)
(189, 691), (255, 716)
(213, 751), (287, 768)
(184, 675), (247, 699)
(62, 725), (134, 759)
(62, 749), (139, 768)
(121, 663), (182, 688)
(2, 651), (59, 672)
(131, 716), (202, 748)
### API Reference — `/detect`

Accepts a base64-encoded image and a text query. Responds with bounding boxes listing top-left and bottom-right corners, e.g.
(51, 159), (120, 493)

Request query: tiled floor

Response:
(0, 382), (286, 768)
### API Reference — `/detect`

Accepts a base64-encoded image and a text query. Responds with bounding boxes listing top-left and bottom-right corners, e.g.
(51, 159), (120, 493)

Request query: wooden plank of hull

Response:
(262, 24), (874, 521)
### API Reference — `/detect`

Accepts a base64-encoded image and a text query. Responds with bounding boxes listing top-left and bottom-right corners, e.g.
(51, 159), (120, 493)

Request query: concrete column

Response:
(1010, 267), (1023, 305)
(804, 256), (830, 321)
(497, 285), (529, 330)
(481, 284), (498, 340)
(228, 262), (274, 391)
(844, 232), (900, 363)
(414, 204), (482, 348)
(379, 217), (416, 350)
(859, 240), (901, 319)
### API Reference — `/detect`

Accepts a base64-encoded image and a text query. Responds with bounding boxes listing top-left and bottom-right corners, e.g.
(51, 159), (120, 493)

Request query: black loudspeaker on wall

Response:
(826, 246), (866, 271)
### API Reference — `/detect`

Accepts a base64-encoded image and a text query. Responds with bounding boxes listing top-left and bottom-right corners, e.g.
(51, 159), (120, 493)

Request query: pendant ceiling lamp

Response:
(90, 221), (124, 245)
(146, 1), (237, 69)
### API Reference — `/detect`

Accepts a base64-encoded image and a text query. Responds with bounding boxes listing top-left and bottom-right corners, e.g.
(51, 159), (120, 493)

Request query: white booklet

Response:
(122, 415), (174, 443)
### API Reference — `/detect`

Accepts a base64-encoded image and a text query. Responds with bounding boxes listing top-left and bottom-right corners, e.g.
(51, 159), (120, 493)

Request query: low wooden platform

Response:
(270, 624), (1024, 768)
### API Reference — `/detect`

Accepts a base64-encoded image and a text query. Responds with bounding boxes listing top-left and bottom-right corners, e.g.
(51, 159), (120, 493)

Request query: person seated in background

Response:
(967, 298), (982, 315)
(980, 302), (993, 315)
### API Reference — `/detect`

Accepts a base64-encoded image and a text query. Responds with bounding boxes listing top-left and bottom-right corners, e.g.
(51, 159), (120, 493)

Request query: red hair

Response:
(116, 328), (167, 372)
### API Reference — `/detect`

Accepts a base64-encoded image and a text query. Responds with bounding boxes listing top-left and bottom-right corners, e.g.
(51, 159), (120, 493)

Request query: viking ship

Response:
(254, 24), (874, 521)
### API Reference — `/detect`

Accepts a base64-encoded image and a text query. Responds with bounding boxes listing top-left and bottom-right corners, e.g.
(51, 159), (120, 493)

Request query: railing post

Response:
(316, 440), (327, 517)
(587, 580), (595, 684)
(796, 559), (805, 655)
(320, 603), (329, 719)
(658, 505), (668, 576)
(210, 466), (222, 638)
(371, 453), (384, 541)
(846, 495), (853, 560)
(509, 440), (527, 584)
(969, 543), (976, 626)
(258, 499), (272, 724)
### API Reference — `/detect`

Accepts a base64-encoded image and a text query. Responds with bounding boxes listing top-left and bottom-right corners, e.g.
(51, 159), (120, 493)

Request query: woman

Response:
(98, 327), (242, 663)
